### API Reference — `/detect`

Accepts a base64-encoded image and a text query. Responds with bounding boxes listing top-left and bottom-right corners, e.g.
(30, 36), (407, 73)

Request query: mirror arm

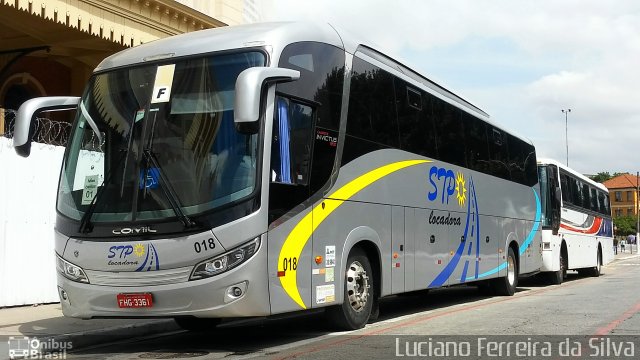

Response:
(234, 67), (300, 125)
(13, 96), (80, 157)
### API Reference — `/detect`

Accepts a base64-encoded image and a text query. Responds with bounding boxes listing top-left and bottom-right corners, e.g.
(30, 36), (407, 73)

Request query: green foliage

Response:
(589, 172), (612, 183)
(614, 216), (638, 236)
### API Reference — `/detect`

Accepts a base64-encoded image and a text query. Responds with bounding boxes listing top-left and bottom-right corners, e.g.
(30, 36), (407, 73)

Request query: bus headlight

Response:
(56, 255), (89, 283)
(190, 237), (260, 280)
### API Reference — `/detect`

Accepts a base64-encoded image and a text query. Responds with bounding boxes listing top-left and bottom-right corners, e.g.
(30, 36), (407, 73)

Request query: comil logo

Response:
(7, 336), (71, 359)
(112, 226), (157, 235)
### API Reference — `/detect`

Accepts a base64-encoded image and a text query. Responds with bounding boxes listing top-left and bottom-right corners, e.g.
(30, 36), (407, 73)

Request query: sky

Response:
(263, 0), (640, 175)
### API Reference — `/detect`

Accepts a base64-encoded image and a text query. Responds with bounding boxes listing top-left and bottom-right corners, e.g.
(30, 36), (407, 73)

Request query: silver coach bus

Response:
(13, 22), (541, 330)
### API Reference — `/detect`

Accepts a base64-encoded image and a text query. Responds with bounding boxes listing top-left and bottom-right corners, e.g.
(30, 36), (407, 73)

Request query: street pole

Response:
(562, 109), (571, 167)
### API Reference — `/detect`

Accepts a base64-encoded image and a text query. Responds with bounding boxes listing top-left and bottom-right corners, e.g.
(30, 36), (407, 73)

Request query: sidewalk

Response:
(0, 303), (178, 355)
(612, 244), (640, 261)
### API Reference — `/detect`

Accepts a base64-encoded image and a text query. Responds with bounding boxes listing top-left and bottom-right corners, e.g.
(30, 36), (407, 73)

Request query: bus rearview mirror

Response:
(13, 96), (80, 157)
(234, 67), (300, 133)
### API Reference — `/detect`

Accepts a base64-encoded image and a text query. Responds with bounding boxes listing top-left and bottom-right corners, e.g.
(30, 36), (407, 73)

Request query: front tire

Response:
(493, 247), (518, 296)
(327, 248), (374, 330)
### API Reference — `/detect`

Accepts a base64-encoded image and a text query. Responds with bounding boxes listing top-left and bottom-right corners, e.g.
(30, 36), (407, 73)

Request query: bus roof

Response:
(95, 22), (344, 72)
(537, 157), (608, 192)
(94, 21), (532, 147)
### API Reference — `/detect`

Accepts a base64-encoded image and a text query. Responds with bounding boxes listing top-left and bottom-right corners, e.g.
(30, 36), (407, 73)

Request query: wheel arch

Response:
(340, 226), (383, 300)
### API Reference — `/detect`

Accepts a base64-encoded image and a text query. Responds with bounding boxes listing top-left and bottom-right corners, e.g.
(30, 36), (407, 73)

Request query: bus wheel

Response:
(586, 249), (602, 277)
(549, 250), (566, 285)
(493, 247), (518, 296)
(174, 317), (221, 332)
(327, 248), (373, 330)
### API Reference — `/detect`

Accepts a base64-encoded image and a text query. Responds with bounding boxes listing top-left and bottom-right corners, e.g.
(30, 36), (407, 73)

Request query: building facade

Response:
(603, 173), (640, 218)
(0, 0), (260, 136)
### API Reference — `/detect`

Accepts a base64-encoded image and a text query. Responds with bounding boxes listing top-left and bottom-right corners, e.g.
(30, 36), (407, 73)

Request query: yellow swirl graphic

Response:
(278, 159), (430, 309)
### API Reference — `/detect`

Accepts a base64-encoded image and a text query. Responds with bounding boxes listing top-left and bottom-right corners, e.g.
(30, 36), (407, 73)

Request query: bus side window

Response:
(397, 81), (437, 158)
(560, 173), (571, 205)
(590, 187), (599, 212)
(271, 97), (313, 186)
(463, 112), (489, 173)
(488, 128), (509, 180)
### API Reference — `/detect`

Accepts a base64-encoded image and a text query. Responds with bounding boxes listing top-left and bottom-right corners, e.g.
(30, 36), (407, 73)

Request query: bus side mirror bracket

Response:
(13, 96), (80, 157)
(234, 67), (300, 133)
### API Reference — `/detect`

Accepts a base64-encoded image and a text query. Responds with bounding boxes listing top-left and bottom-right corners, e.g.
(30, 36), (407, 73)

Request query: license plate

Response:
(117, 293), (153, 308)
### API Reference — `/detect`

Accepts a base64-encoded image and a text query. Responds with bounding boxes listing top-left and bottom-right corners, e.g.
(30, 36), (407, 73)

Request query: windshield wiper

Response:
(141, 148), (195, 228)
(139, 109), (195, 228)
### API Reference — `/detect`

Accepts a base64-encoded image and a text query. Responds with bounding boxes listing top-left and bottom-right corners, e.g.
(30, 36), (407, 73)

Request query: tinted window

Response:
(433, 98), (466, 167)
(278, 42), (345, 132)
(463, 113), (489, 173)
(271, 97), (313, 186)
(487, 128), (509, 180)
(560, 173), (572, 205)
(590, 187), (599, 212)
(347, 56), (398, 147)
(603, 193), (611, 215)
(270, 42), (345, 223)
(397, 81), (437, 158)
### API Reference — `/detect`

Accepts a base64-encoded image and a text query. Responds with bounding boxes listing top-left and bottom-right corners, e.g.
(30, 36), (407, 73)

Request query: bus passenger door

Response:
(413, 208), (450, 290)
(267, 96), (315, 314)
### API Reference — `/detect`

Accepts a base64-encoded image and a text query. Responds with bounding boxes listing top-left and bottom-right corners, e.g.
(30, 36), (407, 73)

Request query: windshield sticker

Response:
(150, 64), (175, 104)
(134, 109), (145, 123)
(140, 168), (160, 189)
(81, 175), (100, 205)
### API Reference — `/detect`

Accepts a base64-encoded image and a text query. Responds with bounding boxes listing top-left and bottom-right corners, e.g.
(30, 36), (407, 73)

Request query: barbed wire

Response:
(2, 108), (80, 148)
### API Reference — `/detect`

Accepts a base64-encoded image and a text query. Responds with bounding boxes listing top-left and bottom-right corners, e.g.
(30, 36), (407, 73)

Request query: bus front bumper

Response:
(56, 249), (270, 319)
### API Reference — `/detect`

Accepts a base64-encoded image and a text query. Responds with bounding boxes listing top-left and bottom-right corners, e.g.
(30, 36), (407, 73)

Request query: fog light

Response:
(58, 286), (71, 306)
(224, 281), (248, 303)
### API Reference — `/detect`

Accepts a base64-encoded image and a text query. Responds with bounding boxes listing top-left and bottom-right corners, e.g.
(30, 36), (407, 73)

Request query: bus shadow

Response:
(73, 278), (574, 358)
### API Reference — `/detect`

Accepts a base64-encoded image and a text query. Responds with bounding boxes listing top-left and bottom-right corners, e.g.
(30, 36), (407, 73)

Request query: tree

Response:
(589, 172), (612, 183)
(614, 216), (637, 236)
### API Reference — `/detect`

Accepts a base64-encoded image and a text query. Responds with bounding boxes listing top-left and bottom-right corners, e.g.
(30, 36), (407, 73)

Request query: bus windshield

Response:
(57, 51), (266, 224)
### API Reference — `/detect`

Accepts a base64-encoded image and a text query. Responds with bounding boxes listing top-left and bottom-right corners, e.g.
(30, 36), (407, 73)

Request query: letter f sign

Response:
(151, 64), (175, 104)
(156, 88), (167, 99)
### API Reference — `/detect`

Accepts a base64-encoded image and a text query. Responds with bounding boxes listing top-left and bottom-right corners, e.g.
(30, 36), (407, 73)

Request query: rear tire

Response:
(549, 249), (566, 285)
(493, 247), (518, 296)
(174, 317), (221, 332)
(327, 248), (373, 330)
(585, 249), (602, 277)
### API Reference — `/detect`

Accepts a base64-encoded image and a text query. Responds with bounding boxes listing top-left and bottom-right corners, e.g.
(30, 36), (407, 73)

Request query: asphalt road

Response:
(69, 255), (640, 359)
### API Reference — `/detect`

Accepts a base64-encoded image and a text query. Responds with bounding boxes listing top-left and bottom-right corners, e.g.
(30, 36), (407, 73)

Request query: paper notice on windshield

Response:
(151, 64), (175, 104)
(81, 175), (100, 205)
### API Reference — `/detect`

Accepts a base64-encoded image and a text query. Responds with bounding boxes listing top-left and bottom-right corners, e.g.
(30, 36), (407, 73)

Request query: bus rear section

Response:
(537, 159), (614, 284)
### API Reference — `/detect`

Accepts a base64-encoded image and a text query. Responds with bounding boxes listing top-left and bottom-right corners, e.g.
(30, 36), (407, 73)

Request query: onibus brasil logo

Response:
(7, 336), (72, 359)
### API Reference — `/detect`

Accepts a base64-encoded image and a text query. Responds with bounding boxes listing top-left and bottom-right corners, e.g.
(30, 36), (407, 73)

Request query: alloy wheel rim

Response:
(507, 255), (516, 285)
(346, 260), (370, 312)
